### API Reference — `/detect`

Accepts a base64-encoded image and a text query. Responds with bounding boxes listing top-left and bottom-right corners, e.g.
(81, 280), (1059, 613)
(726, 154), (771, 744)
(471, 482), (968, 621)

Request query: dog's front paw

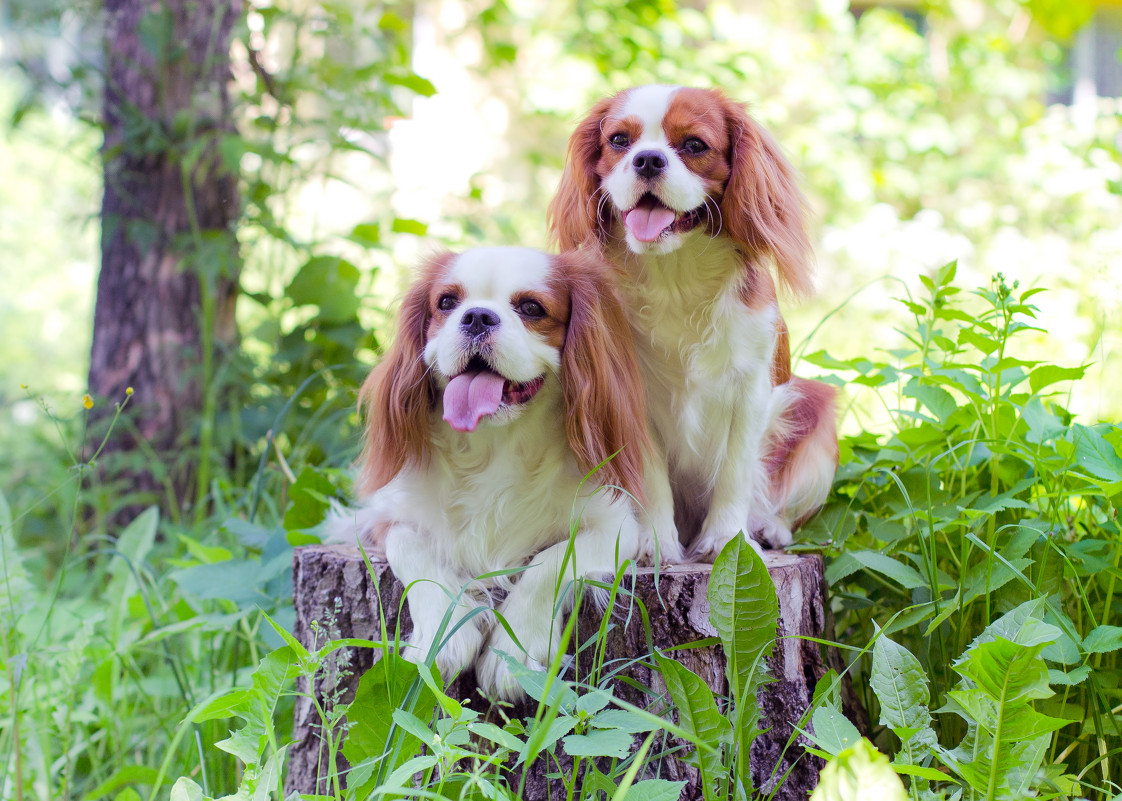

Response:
(637, 524), (684, 566)
(689, 521), (764, 563)
(749, 514), (792, 549)
(403, 620), (485, 683)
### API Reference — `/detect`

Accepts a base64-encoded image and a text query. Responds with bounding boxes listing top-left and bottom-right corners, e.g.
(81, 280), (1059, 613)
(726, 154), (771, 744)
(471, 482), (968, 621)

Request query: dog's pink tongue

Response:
(624, 206), (676, 242)
(442, 370), (505, 432)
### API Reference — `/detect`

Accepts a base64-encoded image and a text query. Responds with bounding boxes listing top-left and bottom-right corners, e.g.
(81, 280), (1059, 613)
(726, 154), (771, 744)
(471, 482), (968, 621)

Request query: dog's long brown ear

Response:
(548, 97), (614, 251)
(358, 252), (451, 493)
(556, 251), (650, 503)
(719, 97), (814, 298)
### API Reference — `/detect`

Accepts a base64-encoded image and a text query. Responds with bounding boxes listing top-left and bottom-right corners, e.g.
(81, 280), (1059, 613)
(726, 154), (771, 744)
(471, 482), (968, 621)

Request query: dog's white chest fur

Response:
(613, 236), (778, 488)
(389, 395), (589, 577)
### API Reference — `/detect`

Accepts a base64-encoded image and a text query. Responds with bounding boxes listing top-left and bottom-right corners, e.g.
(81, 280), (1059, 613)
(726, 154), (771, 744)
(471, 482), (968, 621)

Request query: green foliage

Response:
(813, 605), (1080, 799)
(805, 265), (1121, 797)
(3, 1), (1122, 800)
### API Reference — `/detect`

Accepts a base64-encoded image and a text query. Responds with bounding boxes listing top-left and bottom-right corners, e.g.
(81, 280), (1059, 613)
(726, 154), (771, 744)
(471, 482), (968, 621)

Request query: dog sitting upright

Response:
(549, 85), (838, 562)
(326, 247), (650, 699)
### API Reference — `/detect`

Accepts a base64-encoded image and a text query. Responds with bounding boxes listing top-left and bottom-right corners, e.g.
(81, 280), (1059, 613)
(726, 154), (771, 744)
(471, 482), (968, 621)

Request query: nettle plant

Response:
(801, 264), (1122, 799)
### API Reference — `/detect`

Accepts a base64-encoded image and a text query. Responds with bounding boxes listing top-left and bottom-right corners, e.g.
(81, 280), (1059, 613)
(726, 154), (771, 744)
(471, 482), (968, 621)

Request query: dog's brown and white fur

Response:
(549, 85), (838, 562)
(326, 247), (649, 698)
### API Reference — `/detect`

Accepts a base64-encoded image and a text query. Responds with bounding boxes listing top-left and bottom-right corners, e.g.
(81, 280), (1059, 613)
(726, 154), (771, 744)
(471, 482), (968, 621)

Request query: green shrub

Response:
(802, 264), (1122, 798)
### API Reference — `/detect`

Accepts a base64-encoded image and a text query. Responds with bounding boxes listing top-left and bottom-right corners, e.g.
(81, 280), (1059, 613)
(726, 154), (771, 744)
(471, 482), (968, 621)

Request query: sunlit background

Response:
(2, 0), (1120, 450)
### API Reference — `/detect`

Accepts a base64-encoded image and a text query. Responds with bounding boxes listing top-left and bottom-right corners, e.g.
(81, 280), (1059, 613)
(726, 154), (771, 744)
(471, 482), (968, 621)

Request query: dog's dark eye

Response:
(609, 132), (630, 149)
(438, 295), (458, 312)
(681, 137), (708, 155)
(516, 300), (545, 318)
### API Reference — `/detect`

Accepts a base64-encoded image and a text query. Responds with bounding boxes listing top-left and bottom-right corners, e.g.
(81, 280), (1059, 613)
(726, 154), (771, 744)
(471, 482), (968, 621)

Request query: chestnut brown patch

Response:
(512, 289), (568, 351)
(596, 113), (642, 180)
(663, 89), (732, 193)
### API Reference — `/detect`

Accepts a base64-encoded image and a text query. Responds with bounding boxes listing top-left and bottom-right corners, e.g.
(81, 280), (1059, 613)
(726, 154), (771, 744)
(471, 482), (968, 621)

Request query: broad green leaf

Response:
(468, 721), (524, 751)
(189, 688), (251, 723)
(958, 327), (999, 355)
(620, 779), (688, 801)
(517, 715), (576, 764)
(285, 256), (360, 322)
(492, 649), (578, 711)
(169, 777), (207, 801)
(870, 634), (933, 736)
(1082, 625), (1122, 654)
(392, 708), (438, 745)
(830, 550), (927, 590)
(384, 71), (437, 97)
(935, 260), (957, 286)
(347, 221), (381, 247)
(809, 739), (907, 801)
(1021, 397), (1067, 444)
(656, 655), (729, 800)
(808, 704), (862, 756)
(956, 637), (1054, 704)
(1069, 424), (1122, 482)
(562, 729), (633, 759)
(708, 534), (778, 700)
(170, 560), (275, 607)
(283, 466), (336, 531)
(1029, 364), (1087, 394)
(378, 755), (439, 793)
(343, 653), (436, 771)
(902, 379), (957, 423)
(967, 598), (1058, 649)
(1048, 666), (1091, 686)
(216, 728), (260, 764)
(945, 688), (1069, 740)
(592, 709), (662, 734)
(576, 688), (613, 715)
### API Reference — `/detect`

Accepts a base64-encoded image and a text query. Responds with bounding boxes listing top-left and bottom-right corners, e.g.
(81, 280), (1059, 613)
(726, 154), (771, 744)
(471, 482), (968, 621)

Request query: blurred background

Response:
(1, 0), (1120, 524)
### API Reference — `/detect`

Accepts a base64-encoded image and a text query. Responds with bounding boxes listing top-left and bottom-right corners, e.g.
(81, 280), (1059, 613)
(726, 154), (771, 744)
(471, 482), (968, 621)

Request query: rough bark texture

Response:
(286, 545), (827, 801)
(92, 0), (241, 508)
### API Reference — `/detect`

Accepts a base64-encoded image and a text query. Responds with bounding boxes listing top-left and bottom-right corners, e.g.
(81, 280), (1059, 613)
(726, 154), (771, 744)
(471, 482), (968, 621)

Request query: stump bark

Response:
(285, 545), (827, 800)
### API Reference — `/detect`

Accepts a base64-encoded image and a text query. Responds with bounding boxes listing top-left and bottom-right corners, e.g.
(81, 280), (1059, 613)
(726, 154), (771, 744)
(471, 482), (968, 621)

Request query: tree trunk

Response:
(285, 545), (827, 801)
(91, 0), (241, 514)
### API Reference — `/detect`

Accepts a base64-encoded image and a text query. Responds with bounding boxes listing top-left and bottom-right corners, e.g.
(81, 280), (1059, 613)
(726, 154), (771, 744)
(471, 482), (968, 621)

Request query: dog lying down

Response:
(323, 246), (653, 699)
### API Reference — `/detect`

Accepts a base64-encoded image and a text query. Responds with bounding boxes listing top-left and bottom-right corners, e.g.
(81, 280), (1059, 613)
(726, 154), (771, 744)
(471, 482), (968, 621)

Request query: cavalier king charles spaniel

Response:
(548, 85), (838, 562)
(326, 247), (649, 699)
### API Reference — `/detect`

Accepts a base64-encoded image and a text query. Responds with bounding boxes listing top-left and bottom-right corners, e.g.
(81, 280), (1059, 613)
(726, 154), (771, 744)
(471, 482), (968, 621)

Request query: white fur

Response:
(609, 233), (788, 560)
(597, 90), (802, 559)
(325, 249), (640, 699)
(603, 84), (711, 256)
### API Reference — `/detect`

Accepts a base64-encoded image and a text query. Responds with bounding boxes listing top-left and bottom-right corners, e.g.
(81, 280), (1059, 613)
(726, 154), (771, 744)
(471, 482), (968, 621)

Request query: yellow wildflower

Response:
(125, 386), (134, 396)
(82, 394), (94, 410)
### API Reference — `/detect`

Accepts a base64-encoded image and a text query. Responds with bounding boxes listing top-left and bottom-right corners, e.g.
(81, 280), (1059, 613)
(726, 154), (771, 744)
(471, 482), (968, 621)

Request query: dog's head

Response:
(358, 247), (649, 499)
(549, 85), (812, 295)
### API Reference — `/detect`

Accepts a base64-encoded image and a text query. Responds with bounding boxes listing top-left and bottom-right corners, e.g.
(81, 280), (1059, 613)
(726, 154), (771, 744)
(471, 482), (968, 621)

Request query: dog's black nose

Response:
(632, 150), (667, 179)
(460, 307), (500, 337)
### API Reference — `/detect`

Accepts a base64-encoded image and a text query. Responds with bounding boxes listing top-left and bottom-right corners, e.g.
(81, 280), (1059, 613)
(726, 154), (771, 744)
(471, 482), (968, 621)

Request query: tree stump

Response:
(285, 544), (827, 801)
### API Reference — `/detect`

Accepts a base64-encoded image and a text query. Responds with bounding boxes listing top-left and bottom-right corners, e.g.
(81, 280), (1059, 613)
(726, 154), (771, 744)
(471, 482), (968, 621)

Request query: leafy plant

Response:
(802, 264), (1122, 797)
(812, 602), (1079, 799)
